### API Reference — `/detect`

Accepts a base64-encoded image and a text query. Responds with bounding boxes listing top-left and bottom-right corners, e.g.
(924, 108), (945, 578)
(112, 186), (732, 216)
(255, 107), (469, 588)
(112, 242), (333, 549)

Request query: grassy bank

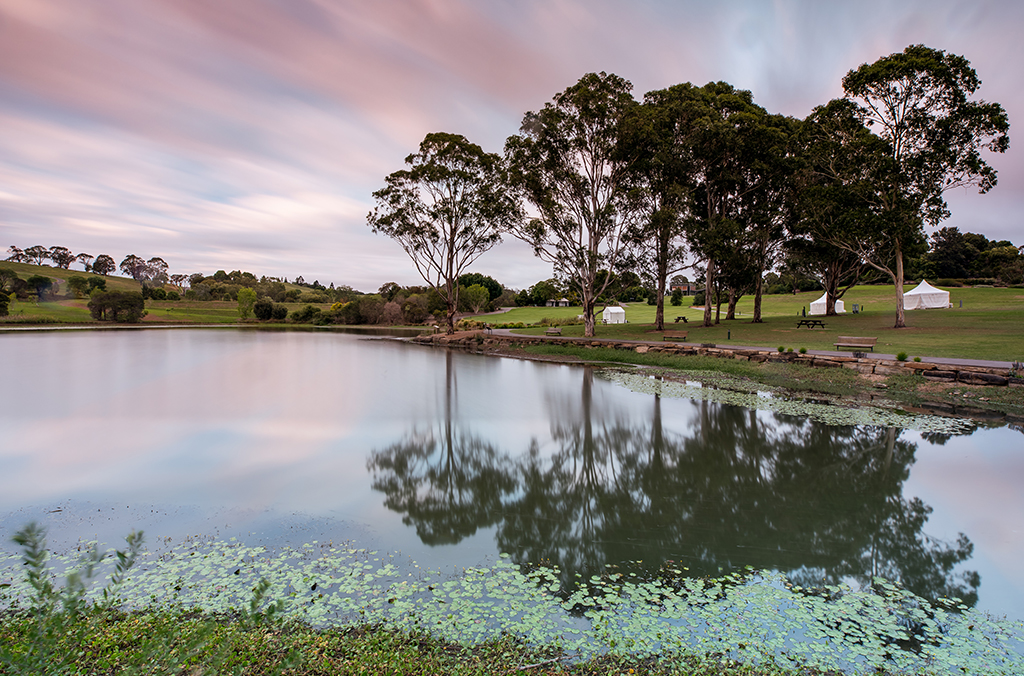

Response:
(498, 285), (1024, 362)
(0, 612), (841, 676)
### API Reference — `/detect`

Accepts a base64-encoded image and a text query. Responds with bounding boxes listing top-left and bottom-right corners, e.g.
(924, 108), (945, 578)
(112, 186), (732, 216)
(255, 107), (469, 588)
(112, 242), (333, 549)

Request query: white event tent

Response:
(602, 306), (626, 324)
(904, 280), (950, 310)
(808, 293), (845, 315)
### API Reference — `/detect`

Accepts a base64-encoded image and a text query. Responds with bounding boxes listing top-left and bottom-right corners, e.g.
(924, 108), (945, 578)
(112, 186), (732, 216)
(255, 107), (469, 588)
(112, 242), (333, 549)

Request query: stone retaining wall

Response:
(412, 333), (1023, 387)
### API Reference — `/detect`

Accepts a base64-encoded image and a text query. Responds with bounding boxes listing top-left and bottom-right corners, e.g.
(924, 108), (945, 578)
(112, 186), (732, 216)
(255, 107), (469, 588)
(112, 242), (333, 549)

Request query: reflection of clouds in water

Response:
(902, 428), (1024, 616)
(3, 330), (1021, 618)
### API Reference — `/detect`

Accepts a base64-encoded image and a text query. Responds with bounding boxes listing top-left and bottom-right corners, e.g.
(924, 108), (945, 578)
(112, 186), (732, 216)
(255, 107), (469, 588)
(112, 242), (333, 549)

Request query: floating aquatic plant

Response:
(599, 369), (974, 435)
(2, 536), (1022, 675)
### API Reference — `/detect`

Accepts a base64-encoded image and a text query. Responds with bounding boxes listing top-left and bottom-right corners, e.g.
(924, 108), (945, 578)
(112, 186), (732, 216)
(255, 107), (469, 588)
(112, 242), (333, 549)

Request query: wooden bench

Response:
(674, 316), (688, 323)
(544, 327), (562, 336)
(834, 336), (877, 351)
(797, 319), (826, 328)
(662, 331), (688, 342)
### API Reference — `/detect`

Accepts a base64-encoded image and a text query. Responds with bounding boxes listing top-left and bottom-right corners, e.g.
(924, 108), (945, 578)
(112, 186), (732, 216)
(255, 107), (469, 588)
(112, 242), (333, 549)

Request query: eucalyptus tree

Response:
(24, 246), (50, 266)
(617, 91), (693, 331)
(504, 72), (640, 337)
(144, 257), (169, 285)
(74, 252), (93, 271)
(841, 44), (1009, 328)
(368, 132), (519, 334)
(794, 98), (890, 315)
(735, 113), (800, 322)
(5, 246), (27, 263)
(119, 254), (147, 280)
(652, 82), (774, 328)
(47, 246), (76, 269)
(91, 254), (115, 276)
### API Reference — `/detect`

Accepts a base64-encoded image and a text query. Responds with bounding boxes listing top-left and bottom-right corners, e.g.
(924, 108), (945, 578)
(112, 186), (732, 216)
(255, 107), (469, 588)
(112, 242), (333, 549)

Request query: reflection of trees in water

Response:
(369, 363), (978, 605)
(366, 351), (516, 545)
(499, 367), (627, 574)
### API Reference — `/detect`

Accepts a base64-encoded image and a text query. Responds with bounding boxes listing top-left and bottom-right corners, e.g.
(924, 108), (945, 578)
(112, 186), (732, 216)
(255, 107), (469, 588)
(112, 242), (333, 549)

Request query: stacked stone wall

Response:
(411, 333), (1023, 387)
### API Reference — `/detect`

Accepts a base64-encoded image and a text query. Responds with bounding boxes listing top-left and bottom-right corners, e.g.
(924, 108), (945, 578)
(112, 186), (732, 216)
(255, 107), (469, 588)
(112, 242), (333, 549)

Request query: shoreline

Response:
(410, 329), (1024, 426)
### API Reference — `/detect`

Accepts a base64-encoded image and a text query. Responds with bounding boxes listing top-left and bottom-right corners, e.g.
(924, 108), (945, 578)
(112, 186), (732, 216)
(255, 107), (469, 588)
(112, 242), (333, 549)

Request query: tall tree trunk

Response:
(702, 261), (715, 328)
(752, 274), (764, 323)
(655, 246), (667, 331)
(893, 242), (906, 328)
(582, 288), (597, 337)
(445, 300), (457, 334)
(726, 288), (737, 320)
(825, 264), (838, 316)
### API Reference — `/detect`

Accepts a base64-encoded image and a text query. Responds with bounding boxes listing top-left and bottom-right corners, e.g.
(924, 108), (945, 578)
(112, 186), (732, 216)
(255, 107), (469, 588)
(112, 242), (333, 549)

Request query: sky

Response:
(1, 0), (1021, 292)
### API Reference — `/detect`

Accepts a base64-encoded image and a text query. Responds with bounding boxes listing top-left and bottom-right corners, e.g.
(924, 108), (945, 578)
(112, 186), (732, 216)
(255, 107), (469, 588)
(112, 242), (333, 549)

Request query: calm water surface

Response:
(1, 328), (1022, 620)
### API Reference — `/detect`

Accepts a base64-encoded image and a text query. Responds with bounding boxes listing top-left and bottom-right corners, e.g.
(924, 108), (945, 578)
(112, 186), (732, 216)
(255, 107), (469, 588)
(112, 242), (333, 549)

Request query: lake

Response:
(2, 327), (1023, 626)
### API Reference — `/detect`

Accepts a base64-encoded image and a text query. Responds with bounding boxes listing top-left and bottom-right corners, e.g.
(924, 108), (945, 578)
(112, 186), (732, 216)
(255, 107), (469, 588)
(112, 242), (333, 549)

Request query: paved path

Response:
(485, 328), (1016, 370)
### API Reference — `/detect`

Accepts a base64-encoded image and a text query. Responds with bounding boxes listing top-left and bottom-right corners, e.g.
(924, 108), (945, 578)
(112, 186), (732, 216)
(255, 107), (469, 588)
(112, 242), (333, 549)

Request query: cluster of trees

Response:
(6, 245), (125, 278)
(182, 269), (360, 304)
(269, 274), (513, 327)
(87, 290), (146, 322)
(370, 45), (1009, 334)
(924, 227), (1023, 283)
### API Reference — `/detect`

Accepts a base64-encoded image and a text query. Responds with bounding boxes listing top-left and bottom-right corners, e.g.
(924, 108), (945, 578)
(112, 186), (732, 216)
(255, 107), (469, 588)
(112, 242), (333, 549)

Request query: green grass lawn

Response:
(496, 285), (1024, 362)
(5, 274), (1023, 362)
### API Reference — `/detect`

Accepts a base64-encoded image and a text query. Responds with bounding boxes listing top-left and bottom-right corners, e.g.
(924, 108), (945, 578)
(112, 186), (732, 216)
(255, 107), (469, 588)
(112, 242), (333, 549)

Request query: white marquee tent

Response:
(808, 293), (845, 315)
(602, 306), (626, 324)
(904, 280), (950, 310)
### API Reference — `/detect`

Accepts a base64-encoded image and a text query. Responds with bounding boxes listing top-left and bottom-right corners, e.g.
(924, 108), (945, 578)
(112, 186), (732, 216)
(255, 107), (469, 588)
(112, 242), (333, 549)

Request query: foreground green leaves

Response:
(3, 532), (1022, 675)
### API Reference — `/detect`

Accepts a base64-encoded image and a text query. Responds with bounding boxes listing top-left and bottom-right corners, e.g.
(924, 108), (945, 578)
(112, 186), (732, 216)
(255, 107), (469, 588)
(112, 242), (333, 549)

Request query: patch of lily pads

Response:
(599, 369), (975, 435)
(2, 536), (1022, 675)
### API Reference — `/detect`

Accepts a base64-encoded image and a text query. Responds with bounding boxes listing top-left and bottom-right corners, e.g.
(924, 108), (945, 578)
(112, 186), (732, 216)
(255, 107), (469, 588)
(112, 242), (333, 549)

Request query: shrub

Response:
(271, 304), (288, 320)
(914, 356), (922, 362)
(166, 291), (180, 301)
(896, 351), (908, 362)
(778, 346), (785, 353)
(455, 318), (486, 331)
(253, 297), (274, 320)
(787, 347), (794, 353)
(799, 347), (807, 354)
(290, 305), (321, 323)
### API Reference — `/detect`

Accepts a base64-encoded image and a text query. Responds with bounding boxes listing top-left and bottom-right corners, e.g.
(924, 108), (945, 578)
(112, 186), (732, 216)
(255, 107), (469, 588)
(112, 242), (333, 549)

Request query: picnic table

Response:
(674, 316), (688, 323)
(797, 319), (827, 329)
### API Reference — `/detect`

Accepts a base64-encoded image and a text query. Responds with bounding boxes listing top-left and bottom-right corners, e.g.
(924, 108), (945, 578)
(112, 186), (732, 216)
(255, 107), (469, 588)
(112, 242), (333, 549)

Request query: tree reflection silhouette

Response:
(367, 351), (516, 545)
(369, 363), (978, 605)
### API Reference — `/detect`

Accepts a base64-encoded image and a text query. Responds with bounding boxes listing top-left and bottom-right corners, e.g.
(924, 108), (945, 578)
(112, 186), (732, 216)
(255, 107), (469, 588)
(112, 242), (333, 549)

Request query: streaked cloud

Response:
(1, 0), (1020, 289)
